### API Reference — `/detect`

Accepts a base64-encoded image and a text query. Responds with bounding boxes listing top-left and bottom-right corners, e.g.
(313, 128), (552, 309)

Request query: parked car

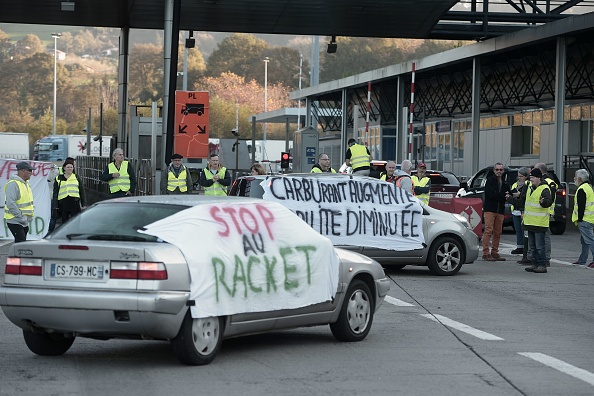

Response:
(0, 195), (390, 365)
(229, 174), (480, 275)
(411, 170), (461, 201)
(461, 166), (567, 235)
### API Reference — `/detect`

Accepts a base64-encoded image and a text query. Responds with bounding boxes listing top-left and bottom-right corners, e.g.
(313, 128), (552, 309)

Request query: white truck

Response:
(35, 134), (112, 162)
(0, 132), (30, 160)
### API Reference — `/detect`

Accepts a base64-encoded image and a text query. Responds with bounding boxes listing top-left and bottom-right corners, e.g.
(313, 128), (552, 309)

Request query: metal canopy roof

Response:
(0, 0), (458, 39)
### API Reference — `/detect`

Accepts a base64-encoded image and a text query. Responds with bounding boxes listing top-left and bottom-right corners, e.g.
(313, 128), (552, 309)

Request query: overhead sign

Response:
(174, 91), (210, 158)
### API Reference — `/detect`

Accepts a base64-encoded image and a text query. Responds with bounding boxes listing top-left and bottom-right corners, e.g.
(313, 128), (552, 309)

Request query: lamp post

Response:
(263, 57), (269, 144)
(51, 33), (61, 136)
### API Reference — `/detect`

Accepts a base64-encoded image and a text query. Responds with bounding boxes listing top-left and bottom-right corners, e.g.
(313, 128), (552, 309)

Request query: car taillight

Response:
(110, 262), (168, 280)
(557, 188), (566, 197)
(5, 257), (42, 276)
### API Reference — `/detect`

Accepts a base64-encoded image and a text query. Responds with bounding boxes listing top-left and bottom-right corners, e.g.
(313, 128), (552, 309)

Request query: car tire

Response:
(549, 221), (566, 235)
(426, 236), (464, 276)
(330, 280), (374, 342)
(23, 330), (75, 356)
(170, 311), (224, 366)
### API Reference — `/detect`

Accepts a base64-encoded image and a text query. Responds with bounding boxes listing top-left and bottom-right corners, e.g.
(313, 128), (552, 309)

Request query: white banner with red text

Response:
(140, 200), (340, 318)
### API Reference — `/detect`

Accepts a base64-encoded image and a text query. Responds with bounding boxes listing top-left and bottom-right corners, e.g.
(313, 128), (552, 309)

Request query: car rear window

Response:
(428, 173), (459, 185)
(49, 202), (188, 241)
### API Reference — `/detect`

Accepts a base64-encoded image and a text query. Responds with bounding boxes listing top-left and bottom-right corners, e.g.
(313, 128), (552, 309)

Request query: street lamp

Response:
(51, 33), (61, 136)
(263, 57), (269, 144)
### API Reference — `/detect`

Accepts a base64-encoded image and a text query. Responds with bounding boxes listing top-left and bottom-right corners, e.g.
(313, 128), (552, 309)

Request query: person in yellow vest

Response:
(380, 161), (398, 183)
(345, 138), (371, 176)
(412, 162), (431, 205)
(520, 168), (553, 273)
(571, 169), (594, 268)
(199, 154), (231, 196)
(101, 148), (136, 198)
(4, 161), (35, 243)
(52, 158), (86, 225)
(535, 162), (556, 267)
(161, 153), (193, 194)
(311, 154), (336, 173)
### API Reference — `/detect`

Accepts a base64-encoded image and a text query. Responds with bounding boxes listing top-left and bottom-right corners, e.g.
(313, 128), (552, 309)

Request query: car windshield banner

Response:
(261, 176), (425, 251)
(140, 200), (339, 318)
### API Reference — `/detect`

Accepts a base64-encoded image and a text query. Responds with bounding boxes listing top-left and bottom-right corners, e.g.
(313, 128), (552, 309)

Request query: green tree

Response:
(129, 43), (163, 103)
(0, 29), (12, 63)
(12, 34), (45, 59)
(206, 33), (268, 79)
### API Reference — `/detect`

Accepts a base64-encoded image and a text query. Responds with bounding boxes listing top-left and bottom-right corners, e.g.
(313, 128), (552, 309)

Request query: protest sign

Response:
(261, 176), (425, 251)
(140, 200), (339, 319)
(1, 159), (53, 240)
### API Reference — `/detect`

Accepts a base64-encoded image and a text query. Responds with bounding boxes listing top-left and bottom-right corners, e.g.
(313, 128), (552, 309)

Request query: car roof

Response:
(94, 195), (264, 206)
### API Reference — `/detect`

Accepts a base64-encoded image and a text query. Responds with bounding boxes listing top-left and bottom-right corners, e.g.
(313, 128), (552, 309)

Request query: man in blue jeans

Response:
(572, 169), (594, 267)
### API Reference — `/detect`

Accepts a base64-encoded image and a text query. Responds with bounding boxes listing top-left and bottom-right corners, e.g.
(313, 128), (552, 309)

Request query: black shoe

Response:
(525, 266), (536, 272)
(511, 248), (523, 255)
(517, 258), (532, 265)
(533, 266), (547, 273)
(546, 261), (550, 267)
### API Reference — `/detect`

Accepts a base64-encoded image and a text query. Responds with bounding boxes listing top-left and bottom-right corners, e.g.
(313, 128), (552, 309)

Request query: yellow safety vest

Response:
(167, 166), (188, 192)
(107, 161), (131, 193)
(4, 179), (34, 219)
(411, 175), (430, 204)
(311, 167), (336, 173)
(523, 184), (551, 228)
(572, 183), (594, 224)
(204, 167), (227, 196)
(544, 176), (557, 216)
(57, 174), (80, 200)
(349, 144), (370, 170)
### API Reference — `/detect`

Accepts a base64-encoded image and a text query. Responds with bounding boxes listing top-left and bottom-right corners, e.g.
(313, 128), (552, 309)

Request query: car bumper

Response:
(0, 285), (190, 339)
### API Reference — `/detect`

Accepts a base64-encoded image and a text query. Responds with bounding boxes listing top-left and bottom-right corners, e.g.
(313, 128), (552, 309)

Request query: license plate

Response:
(433, 193), (453, 198)
(50, 263), (104, 280)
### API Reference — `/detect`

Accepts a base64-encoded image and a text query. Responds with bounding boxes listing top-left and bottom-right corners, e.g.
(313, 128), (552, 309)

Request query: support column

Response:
(555, 37), (566, 178)
(341, 88), (349, 159)
(163, 0), (181, 167)
(471, 56), (481, 173)
(117, 27), (130, 154)
(396, 75), (405, 162)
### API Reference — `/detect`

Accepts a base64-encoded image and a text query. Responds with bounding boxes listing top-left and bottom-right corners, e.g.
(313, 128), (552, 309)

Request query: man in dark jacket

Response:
(482, 163), (511, 261)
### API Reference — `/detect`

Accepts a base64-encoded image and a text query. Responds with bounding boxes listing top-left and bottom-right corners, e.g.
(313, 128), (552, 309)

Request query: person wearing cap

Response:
(482, 162), (511, 262)
(161, 153), (193, 195)
(412, 163), (431, 205)
(3, 161), (35, 243)
(345, 138), (371, 176)
(534, 162), (556, 267)
(521, 167), (553, 273)
(311, 153), (336, 173)
(571, 169), (594, 268)
(101, 148), (136, 198)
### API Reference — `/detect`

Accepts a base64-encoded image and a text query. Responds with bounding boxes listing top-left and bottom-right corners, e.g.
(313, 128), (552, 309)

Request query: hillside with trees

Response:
(0, 27), (465, 146)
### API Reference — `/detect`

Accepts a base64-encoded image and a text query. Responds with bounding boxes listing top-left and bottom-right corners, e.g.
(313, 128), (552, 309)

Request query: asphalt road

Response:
(0, 225), (593, 396)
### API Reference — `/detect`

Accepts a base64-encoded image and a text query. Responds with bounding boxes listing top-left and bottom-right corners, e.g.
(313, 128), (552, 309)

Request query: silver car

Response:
(0, 195), (390, 365)
(229, 173), (480, 276)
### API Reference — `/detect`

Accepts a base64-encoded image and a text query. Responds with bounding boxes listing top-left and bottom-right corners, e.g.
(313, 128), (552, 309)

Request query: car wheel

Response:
(427, 236), (463, 276)
(171, 311), (224, 366)
(549, 221), (566, 235)
(23, 330), (75, 356)
(330, 280), (374, 342)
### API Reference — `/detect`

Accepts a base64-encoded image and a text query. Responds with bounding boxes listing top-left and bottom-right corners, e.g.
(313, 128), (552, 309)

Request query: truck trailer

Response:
(0, 132), (30, 160)
(34, 135), (111, 162)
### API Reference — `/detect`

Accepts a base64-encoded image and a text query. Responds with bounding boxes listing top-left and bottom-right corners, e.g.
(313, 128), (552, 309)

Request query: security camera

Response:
(231, 128), (239, 136)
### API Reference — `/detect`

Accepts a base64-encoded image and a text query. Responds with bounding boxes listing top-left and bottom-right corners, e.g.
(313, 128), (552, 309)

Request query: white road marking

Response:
(498, 243), (578, 267)
(420, 314), (504, 340)
(385, 296), (415, 307)
(519, 352), (594, 386)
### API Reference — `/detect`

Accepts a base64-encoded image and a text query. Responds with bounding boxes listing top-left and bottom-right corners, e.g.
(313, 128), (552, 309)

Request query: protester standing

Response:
(52, 158), (86, 225)
(572, 169), (594, 267)
(535, 162), (556, 266)
(345, 138), (371, 176)
(522, 168), (553, 273)
(199, 154), (231, 196)
(161, 153), (193, 194)
(4, 161), (35, 243)
(482, 163), (510, 261)
(311, 154), (336, 173)
(101, 148), (136, 198)
(412, 163), (431, 205)
(509, 167), (530, 255)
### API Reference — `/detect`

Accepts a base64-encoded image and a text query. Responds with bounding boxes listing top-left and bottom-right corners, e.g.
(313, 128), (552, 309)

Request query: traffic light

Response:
(280, 152), (290, 169)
